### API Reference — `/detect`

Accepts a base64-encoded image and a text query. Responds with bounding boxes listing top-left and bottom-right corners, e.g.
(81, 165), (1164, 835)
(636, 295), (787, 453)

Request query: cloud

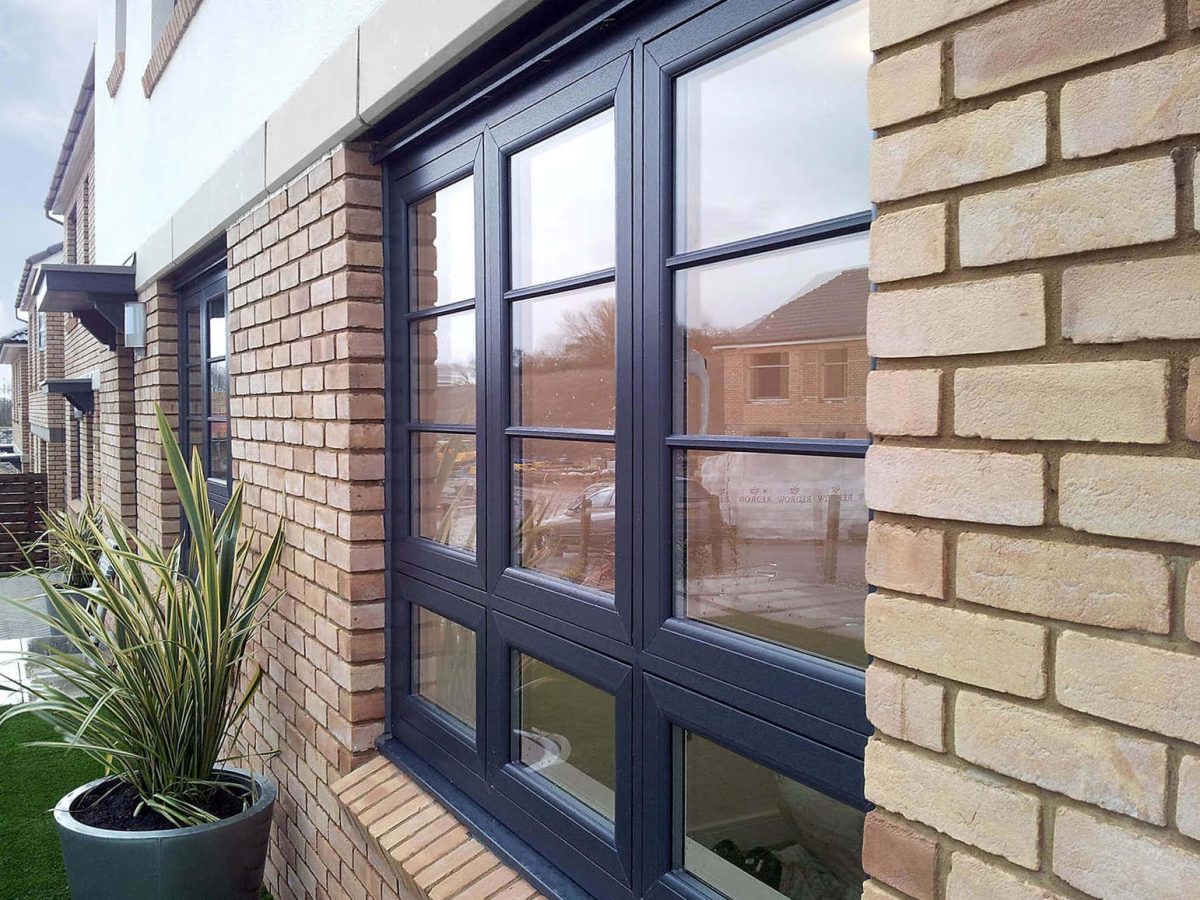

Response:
(0, 0), (97, 150)
(0, 96), (74, 152)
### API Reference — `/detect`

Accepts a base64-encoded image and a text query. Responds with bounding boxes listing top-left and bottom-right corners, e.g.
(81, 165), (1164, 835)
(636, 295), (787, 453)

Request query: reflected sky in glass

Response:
(675, 0), (871, 252)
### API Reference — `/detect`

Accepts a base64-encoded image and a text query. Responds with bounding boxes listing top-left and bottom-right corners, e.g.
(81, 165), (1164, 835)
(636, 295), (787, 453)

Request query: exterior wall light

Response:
(124, 300), (146, 349)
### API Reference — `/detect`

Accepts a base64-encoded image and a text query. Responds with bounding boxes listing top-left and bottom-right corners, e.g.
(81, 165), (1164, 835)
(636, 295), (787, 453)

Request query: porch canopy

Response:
(34, 264), (136, 350)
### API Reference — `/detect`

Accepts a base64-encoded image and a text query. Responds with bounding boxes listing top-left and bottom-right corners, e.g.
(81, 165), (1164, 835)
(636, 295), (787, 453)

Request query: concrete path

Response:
(0, 573), (61, 706)
(0, 573), (52, 641)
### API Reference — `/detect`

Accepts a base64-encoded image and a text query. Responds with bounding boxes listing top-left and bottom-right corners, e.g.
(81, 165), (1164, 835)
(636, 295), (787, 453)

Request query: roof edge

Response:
(14, 242), (65, 314)
(44, 49), (96, 215)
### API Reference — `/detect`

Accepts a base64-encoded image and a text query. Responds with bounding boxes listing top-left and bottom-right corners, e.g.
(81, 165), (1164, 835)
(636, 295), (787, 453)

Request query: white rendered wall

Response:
(94, 0), (386, 265)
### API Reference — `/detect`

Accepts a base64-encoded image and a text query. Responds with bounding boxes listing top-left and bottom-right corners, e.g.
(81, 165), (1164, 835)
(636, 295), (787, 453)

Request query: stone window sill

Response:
(142, 0), (204, 98)
(334, 755), (547, 899)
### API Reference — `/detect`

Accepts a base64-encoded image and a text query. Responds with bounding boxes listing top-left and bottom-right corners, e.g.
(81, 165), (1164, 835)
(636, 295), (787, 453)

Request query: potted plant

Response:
(40, 493), (106, 591)
(0, 409), (284, 900)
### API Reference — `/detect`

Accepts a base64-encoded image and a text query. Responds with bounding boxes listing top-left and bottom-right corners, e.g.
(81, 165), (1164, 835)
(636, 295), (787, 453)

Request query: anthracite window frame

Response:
(71, 416), (82, 502)
(381, 1), (873, 897)
(176, 251), (231, 512)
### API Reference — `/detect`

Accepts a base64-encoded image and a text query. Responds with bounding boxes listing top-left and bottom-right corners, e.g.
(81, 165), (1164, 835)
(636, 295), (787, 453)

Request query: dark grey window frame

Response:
(176, 251), (231, 512)
(380, 1), (873, 897)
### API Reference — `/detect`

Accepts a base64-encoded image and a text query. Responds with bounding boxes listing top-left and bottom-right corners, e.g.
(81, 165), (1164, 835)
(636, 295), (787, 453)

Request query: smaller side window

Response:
(749, 351), (789, 400)
(820, 348), (847, 400)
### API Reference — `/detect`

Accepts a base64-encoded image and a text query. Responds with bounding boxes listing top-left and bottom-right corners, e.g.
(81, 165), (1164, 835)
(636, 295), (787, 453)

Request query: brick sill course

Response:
(106, 52), (125, 97)
(334, 755), (547, 900)
(142, 0), (204, 97)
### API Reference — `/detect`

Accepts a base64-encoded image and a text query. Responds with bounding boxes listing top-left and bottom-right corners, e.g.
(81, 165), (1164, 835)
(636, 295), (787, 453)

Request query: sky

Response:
(0, 0), (99, 348)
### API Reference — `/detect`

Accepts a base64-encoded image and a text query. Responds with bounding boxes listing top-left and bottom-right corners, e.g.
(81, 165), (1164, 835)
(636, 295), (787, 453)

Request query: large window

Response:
(178, 259), (230, 509)
(385, 1), (871, 897)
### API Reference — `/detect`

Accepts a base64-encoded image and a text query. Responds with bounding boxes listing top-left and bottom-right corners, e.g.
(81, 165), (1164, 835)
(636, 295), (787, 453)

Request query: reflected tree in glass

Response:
(414, 608), (477, 729)
(414, 433), (478, 552)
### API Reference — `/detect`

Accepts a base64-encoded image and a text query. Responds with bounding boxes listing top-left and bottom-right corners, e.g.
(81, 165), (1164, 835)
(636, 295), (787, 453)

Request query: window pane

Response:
(512, 282), (616, 430)
(187, 366), (204, 418)
(208, 359), (228, 419)
(676, 234), (868, 439)
(208, 419), (229, 480)
(413, 432), (477, 552)
(514, 654), (615, 820)
(674, 450), (867, 667)
(675, 0), (870, 251)
(208, 297), (226, 359)
(185, 309), (201, 365)
(512, 438), (616, 592)
(412, 310), (476, 425)
(413, 607), (476, 729)
(683, 733), (864, 900)
(187, 420), (204, 467)
(511, 109), (615, 288)
(412, 176), (476, 309)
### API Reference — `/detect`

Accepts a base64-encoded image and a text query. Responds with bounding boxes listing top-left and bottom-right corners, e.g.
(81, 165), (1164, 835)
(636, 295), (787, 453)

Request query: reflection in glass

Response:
(187, 420), (204, 468)
(412, 176), (476, 309)
(675, 0), (870, 251)
(684, 733), (864, 900)
(674, 450), (867, 667)
(514, 654), (615, 820)
(512, 283), (616, 430)
(413, 433), (477, 553)
(208, 419), (229, 480)
(512, 439), (616, 592)
(207, 298), (227, 358)
(511, 109), (615, 288)
(676, 234), (868, 439)
(208, 359), (228, 419)
(187, 366), (204, 418)
(413, 310), (476, 425)
(413, 607), (476, 729)
(185, 310), (202, 365)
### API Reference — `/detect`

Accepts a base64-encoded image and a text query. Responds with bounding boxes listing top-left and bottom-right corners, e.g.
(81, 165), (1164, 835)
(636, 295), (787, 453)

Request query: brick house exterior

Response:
(7, 57), (135, 523)
(0, 327), (30, 458)
(11, 0), (1200, 898)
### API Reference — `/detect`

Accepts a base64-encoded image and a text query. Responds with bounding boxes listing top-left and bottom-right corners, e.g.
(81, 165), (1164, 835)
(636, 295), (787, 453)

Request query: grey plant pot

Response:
(54, 768), (276, 900)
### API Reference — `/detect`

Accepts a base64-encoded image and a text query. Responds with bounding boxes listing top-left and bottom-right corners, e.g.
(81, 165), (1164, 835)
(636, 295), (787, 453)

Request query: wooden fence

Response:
(0, 473), (46, 571)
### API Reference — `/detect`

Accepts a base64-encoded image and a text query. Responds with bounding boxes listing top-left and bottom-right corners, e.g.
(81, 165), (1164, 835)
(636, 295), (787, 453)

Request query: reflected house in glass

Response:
(675, 266), (870, 664)
(694, 266), (869, 440)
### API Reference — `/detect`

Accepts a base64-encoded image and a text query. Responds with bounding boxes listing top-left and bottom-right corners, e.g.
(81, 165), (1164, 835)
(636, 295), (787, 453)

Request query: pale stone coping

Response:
(332, 755), (547, 900)
(133, 0), (540, 290)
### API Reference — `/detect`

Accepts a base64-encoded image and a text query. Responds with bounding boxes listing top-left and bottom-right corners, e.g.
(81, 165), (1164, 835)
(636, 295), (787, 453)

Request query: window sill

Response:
(106, 52), (125, 98)
(141, 0), (204, 97)
(334, 749), (549, 900)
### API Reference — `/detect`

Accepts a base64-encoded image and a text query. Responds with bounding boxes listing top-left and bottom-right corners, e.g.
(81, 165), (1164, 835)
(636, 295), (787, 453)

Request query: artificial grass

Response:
(0, 709), (103, 899)
(0, 710), (275, 899)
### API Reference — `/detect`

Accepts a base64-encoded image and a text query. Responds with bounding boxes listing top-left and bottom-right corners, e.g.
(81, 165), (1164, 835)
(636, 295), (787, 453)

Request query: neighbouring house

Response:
(9, 55), (136, 524)
(0, 325), (32, 466)
(14, 0), (1200, 897)
(14, 242), (67, 505)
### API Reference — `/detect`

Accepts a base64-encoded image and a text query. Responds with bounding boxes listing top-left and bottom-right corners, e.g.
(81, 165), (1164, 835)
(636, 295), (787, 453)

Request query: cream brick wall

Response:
(224, 145), (399, 900)
(863, 1), (1200, 897)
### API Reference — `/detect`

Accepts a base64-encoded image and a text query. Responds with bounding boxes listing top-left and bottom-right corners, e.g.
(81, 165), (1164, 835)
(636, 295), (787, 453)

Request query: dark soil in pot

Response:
(71, 779), (248, 831)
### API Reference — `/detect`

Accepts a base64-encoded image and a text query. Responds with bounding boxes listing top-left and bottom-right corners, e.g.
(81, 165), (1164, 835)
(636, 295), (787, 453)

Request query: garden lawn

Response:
(0, 708), (103, 899)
